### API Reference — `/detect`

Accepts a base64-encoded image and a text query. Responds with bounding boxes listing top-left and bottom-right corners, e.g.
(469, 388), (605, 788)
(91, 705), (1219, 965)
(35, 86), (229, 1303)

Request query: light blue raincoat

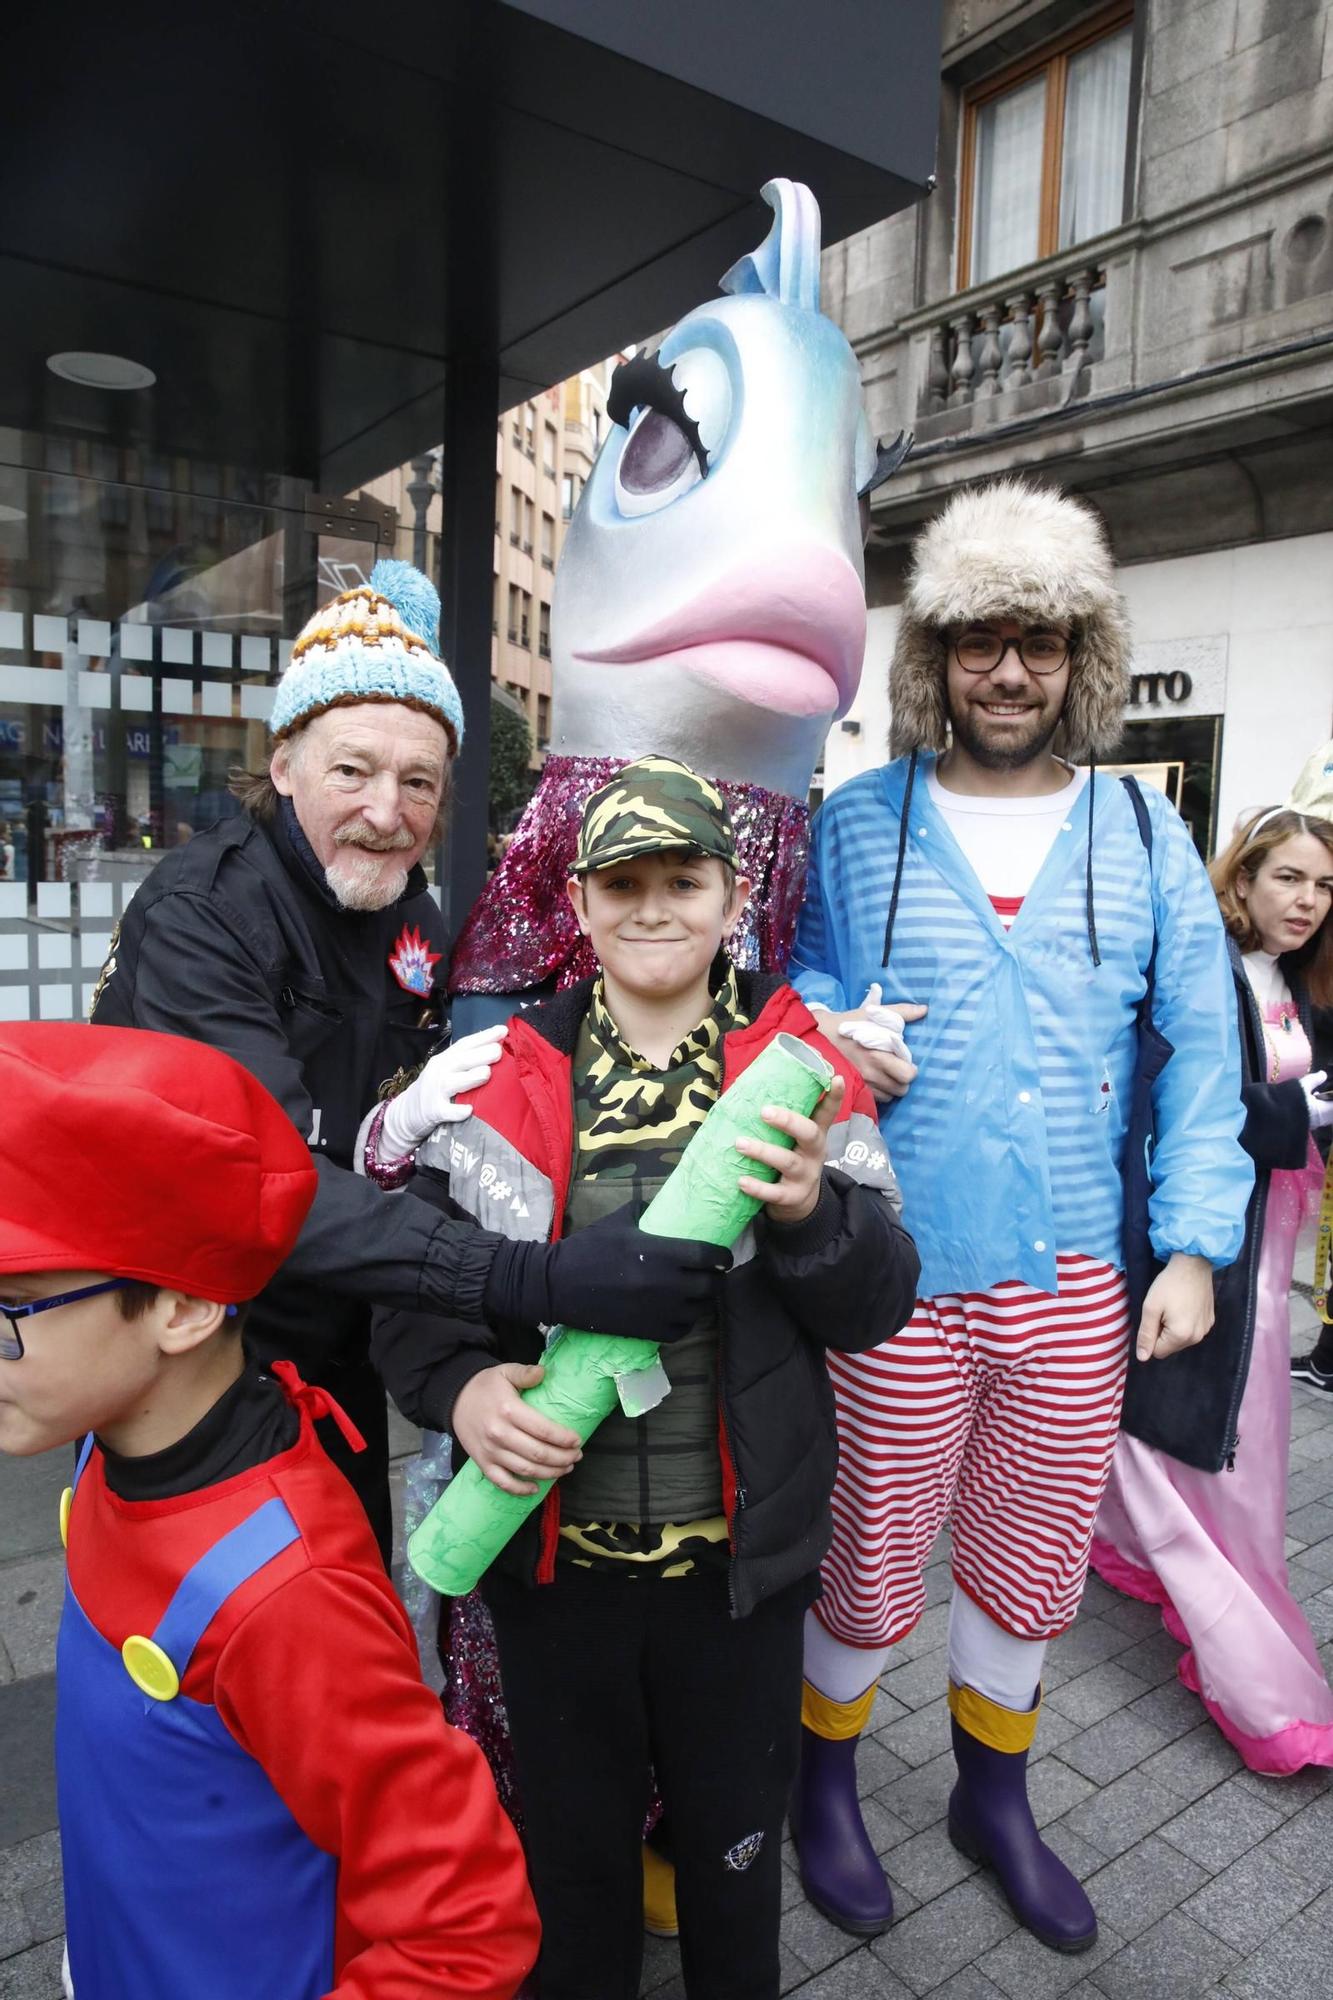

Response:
(791, 754), (1252, 1301)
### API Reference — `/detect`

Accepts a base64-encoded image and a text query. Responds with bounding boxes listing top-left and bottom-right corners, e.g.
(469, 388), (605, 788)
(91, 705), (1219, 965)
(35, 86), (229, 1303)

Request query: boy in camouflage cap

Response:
(571, 755), (738, 874)
(374, 753), (918, 2000)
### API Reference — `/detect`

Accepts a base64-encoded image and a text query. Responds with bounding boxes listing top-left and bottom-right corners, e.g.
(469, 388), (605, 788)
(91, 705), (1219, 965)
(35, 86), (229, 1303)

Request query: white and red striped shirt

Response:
(926, 763), (1088, 917)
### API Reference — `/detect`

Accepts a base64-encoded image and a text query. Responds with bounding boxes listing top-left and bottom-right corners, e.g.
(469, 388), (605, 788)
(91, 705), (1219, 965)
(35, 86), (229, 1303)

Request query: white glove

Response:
(379, 1025), (508, 1159)
(1301, 1070), (1333, 1132)
(836, 983), (911, 1061)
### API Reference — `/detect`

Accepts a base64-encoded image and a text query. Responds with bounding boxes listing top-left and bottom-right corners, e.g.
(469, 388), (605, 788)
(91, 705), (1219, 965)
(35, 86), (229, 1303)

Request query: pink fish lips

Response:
(574, 550), (867, 720)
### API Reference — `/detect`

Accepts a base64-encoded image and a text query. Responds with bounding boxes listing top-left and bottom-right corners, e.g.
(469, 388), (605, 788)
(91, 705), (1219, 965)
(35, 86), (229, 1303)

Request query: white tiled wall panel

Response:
(120, 624), (154, 661)
(77, 619), (112, 657)
(77, 672), (111, 708)
(0, 880), (143, 1023)
(33, 615), (69, 651)
(0, 667), (63, 704)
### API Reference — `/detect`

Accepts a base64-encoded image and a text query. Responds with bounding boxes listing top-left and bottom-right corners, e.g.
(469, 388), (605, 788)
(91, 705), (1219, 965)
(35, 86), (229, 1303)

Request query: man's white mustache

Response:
(333, 824), (415, 853)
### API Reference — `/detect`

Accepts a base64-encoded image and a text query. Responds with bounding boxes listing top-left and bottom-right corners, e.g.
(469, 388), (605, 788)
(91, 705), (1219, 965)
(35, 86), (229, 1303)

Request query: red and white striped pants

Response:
(818, 1254), (1129, 1647)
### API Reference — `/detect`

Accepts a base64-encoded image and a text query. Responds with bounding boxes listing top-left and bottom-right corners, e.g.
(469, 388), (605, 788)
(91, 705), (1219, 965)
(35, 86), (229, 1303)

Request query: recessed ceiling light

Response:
(47, 351), (156, 391)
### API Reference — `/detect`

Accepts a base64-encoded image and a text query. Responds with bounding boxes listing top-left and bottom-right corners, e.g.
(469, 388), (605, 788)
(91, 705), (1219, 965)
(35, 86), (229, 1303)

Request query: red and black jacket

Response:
(374, 972), (918, 1618)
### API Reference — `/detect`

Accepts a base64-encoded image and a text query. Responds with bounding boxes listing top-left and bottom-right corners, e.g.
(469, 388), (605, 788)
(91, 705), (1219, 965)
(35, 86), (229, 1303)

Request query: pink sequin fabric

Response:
(440, 1592), (526, 1826)
(447, 754), (811, 995)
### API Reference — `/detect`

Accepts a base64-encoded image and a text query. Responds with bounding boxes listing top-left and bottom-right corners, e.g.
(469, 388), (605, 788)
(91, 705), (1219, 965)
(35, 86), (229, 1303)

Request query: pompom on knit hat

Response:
(888, 479), (1130, 761)
(269, 558), (465, 752)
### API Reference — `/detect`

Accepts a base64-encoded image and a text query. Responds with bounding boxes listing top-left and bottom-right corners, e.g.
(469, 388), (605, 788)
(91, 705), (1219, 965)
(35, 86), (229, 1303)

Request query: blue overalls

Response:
(57, 1439), (339, 1997)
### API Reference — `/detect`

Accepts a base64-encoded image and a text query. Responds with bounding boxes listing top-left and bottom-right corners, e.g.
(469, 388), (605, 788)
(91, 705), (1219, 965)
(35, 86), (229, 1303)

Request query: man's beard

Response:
(325, 824), (414, 911)
(948, 694), (1062, 771)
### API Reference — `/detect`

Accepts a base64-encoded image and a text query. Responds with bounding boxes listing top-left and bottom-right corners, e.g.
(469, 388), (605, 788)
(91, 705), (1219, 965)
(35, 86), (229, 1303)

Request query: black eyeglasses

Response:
(0, 1278), (134, 1360)
(952, 630), (1071, 676)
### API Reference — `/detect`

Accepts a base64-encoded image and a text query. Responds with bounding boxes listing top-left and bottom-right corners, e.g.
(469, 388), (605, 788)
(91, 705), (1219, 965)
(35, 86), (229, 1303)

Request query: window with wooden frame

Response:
(957, 6), (1134, 291)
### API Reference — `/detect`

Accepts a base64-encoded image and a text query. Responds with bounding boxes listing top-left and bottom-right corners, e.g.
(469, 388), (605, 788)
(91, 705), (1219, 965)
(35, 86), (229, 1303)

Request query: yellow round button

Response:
(121, 1635), (180, 1702)
(58, 1488), (72, 1550)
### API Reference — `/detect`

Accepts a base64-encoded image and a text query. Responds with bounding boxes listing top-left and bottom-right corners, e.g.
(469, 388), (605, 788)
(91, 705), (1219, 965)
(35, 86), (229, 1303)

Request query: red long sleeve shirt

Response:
(65, 1393), (539, 1998)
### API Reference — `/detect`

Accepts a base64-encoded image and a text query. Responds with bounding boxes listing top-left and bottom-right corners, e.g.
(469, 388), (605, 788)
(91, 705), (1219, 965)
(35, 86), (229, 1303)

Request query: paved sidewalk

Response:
(5, 1303), (1333, 1999)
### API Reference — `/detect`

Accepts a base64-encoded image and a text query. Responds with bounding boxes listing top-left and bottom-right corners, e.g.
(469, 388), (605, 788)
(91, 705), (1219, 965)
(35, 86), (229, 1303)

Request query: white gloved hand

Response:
(1301, 1070), (1333, 1132)
(379, 1025), (508, 1160)
(836, 982), (911, 1061)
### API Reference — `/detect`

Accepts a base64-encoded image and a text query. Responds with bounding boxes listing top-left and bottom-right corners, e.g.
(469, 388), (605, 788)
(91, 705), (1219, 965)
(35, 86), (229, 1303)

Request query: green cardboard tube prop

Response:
(407, 1032), (834, 1595)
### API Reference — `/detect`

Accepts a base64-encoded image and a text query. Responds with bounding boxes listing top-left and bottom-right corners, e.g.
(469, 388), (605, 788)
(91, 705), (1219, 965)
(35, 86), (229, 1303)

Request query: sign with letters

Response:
(1123, 636), (1227, 719)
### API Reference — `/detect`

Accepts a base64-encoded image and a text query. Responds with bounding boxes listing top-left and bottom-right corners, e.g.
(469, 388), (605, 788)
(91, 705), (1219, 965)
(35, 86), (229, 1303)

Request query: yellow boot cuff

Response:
(642, 1842), (678, 1938)
(948, 1680), (1041, 1754)
(801, 1679), (877, 1741)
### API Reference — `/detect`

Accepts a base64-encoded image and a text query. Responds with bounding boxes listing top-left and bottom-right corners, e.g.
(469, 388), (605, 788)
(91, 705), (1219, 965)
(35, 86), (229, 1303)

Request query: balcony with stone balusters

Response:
(903, 230), (1133, 445)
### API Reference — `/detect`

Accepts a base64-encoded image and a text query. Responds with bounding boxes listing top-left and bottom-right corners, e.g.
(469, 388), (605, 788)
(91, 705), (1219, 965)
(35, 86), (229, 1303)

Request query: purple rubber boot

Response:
(947, 1714), (1097, 1952)
(790, 1727), (894, 1937)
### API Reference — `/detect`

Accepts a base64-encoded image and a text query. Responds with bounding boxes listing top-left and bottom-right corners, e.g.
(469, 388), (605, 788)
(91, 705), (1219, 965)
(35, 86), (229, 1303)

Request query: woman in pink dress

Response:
(1093, 807), (1333, 1774)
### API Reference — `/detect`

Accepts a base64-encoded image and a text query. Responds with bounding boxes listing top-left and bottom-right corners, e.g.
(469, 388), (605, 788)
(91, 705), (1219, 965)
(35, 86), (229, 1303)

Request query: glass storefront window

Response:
(1107, 714), (1222, 860)
(0, 434), (407, 1022)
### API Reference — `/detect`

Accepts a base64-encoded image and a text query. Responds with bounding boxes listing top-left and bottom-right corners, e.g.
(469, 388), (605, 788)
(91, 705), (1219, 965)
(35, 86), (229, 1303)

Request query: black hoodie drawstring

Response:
(881, 748), (918, 967)
(1085, 757), (1100, 966)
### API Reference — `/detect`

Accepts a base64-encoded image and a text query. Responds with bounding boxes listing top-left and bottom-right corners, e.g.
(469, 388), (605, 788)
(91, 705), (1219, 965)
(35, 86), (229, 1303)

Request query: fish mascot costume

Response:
(422, 178), (911, 1934)
(448, 176), (908, 1020)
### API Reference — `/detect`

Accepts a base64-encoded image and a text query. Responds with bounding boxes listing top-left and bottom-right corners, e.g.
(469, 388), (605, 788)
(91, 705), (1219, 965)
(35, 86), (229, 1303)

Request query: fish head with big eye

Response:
(608, 345), (734, 519)
(548, 181), (910, 797)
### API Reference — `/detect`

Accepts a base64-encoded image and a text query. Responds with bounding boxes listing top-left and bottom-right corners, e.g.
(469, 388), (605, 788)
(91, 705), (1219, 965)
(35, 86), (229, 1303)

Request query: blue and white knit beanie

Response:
(269, 559), (465, 751)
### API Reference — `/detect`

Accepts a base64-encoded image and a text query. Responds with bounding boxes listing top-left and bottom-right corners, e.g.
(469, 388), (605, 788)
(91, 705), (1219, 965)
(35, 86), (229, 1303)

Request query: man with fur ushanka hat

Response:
(89, 560), (728, 1565)
(786, 480), (1253, 1951)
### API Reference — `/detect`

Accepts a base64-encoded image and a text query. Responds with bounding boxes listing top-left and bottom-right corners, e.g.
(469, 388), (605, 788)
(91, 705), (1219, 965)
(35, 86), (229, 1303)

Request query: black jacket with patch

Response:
(91, 809), (501, 1364)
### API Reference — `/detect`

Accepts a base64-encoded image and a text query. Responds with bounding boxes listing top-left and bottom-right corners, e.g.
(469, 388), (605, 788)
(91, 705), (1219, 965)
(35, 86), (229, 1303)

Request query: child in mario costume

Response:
(0, 1022), (538, 2000)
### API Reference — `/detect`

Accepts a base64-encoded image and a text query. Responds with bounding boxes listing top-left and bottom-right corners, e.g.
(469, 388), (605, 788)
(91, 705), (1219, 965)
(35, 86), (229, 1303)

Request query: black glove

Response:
(483, 1217), (731, 1343)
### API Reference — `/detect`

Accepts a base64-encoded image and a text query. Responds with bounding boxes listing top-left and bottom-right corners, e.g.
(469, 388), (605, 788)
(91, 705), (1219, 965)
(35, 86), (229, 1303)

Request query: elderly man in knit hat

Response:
(785, 482), (1252, 1951)
(90, 561), (729, 1561)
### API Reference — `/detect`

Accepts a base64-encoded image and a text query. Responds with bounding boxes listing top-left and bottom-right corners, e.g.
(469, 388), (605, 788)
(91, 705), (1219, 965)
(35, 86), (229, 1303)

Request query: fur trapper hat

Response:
(889, 480), (1130, 760)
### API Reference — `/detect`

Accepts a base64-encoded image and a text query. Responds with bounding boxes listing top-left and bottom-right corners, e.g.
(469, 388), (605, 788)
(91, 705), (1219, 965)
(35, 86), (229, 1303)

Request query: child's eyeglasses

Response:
(0, 1278), (134, 1360)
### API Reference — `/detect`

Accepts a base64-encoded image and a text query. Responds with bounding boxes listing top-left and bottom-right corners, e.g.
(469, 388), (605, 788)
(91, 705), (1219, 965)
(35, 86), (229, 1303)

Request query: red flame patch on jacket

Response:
(388, 924), (441, 997)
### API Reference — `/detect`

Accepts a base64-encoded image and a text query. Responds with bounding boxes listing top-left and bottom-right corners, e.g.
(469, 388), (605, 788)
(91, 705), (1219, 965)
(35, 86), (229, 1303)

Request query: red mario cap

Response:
(0, 1024), (316, 1300)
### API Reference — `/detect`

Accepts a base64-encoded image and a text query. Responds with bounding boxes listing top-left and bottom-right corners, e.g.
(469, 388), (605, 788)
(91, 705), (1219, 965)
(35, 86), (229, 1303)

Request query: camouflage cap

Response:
(573, 756), (737, 875)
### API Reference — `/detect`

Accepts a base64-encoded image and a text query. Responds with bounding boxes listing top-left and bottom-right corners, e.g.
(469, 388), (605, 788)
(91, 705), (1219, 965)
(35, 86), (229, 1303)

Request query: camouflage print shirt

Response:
(557, 962), (748, 1577)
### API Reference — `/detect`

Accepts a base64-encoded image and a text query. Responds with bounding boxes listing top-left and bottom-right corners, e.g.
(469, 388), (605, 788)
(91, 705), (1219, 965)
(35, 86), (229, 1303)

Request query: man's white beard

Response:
(325, 852), (410, 911)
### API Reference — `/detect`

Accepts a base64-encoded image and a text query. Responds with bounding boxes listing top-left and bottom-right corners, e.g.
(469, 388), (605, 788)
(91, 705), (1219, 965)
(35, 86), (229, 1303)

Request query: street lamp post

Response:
(407, 453), (438, 573)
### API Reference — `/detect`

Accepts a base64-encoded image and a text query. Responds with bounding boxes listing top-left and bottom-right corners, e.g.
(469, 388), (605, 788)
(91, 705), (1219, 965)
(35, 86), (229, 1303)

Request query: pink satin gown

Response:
(1092, 1003), (1333, 1774)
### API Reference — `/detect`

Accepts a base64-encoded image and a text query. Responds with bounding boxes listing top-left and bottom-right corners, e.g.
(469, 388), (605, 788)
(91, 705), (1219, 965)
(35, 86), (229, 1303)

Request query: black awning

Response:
(2, 0), (941, 484)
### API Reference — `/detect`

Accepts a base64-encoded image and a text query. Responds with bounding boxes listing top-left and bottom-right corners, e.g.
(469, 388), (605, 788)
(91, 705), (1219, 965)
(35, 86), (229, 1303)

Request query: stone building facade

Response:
(821, 0), (1333, 852)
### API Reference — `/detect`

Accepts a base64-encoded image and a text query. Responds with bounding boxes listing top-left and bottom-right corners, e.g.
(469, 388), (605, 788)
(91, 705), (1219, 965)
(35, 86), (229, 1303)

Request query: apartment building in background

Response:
(820, 0), (1333, 853)
(362, 357), (620, 766)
